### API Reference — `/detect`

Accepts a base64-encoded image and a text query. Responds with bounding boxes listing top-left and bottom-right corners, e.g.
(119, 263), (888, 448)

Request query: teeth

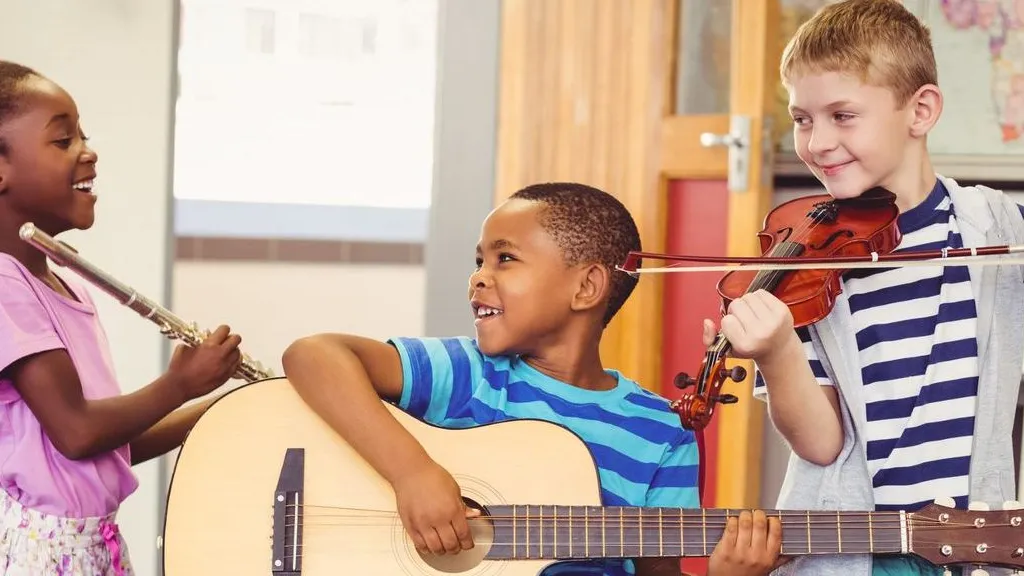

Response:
(476, 306), (502, 318)
(73, 180), (94, 191)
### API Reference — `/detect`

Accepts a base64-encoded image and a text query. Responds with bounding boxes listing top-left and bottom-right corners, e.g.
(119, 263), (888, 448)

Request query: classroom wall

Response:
(0, 1), (178, 574)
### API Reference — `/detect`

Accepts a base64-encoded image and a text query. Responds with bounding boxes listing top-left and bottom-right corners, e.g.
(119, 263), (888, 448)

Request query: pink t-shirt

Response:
(0, 253), (138, 518)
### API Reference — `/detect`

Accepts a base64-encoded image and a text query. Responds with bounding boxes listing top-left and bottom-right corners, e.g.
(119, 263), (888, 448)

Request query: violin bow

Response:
(618, 245), (1024, 275)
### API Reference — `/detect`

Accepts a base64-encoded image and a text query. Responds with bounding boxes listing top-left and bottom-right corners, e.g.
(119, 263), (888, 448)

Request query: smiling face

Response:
(0, 75), (98, 235)
(469, 199), (584, 357)
(787, 70), (918, 200)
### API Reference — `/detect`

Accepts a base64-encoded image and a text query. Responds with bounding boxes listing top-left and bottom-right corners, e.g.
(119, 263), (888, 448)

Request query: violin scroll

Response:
(670, 351), (748, 430)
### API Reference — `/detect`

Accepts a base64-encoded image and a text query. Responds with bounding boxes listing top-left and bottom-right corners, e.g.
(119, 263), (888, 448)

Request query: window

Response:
(173, 0), (438, 240)
(244, 8), (276, 55)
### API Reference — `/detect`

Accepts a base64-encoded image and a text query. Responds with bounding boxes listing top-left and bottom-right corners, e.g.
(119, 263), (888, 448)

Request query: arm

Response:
(129, 395), (219, 465)
(281, 333), (475, 555)
(281, 333), (430, 484)
(712, 290), (843, 466)
(8, 349), (186, 461)
(755, 331), (843, 465)
(0, 272), (241, 462)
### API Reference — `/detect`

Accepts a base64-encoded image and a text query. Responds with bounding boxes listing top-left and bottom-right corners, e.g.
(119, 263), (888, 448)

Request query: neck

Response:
(884, 145), (937, 213)
(521, 325), (613, 391)
(481, 505), (906, 560)
(0, 216), (49, 277)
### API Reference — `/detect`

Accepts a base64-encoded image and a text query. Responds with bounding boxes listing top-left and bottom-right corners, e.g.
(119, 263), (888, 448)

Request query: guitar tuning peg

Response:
(968, 501), (990, 511)
(933, 496), (956, 508)
(1003, 500), (1023, 510)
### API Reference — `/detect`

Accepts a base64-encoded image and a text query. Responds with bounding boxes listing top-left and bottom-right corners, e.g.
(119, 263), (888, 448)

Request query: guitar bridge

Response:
(271, 448), (304, 574)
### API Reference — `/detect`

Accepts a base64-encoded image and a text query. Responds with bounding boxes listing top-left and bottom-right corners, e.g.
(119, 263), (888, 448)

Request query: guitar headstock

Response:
(909, 497), (1024, 574)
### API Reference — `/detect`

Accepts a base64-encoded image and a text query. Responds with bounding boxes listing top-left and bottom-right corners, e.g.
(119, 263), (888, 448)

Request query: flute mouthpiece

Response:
(19, 222), (36, 240)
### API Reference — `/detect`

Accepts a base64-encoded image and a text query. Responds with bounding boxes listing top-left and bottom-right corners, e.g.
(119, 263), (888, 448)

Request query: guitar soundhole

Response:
(417, 499), (496, 574)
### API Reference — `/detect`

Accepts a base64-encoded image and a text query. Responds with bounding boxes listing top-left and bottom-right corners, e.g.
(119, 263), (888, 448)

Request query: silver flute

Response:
(19, 222), (273, 382)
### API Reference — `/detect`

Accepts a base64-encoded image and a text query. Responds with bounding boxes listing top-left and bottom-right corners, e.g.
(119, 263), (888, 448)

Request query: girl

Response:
(0, 60), (243, 575)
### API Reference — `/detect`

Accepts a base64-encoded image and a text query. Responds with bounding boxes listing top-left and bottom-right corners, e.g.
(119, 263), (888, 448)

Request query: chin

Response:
(817, 172), (878, 200)
(475, 337), (509, 357)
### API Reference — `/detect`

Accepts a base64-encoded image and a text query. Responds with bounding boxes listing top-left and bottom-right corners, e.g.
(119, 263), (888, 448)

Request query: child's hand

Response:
(392, 459), (479, 556)
(707, 510), (783, 576)
(703, 290), (796, 363)
(166, 325), (242, 401)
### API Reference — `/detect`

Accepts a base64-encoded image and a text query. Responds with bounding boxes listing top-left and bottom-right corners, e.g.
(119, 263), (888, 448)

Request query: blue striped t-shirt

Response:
(755, 180), (998, 513)
(389, 336), (700, 576)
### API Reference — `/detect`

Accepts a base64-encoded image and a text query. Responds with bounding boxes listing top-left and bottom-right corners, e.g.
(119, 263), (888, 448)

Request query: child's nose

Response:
(80, 145), (98, 165)
(807, 126), (838, 154)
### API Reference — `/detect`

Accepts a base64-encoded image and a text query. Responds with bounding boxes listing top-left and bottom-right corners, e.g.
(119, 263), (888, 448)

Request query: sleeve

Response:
(751, 326), (832, 403)
(0, 270), (65, 375)
(644, 431), (700, 509)
(387, 336), (485, 426)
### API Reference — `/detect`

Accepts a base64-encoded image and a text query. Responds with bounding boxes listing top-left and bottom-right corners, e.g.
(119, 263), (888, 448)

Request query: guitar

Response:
(161, 378), (1024, 575)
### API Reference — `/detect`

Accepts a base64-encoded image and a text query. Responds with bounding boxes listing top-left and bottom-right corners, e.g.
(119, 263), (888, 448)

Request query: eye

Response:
(474, 257), (483, 269)
(53, 138), (73, 149)
(498, 252), (516, 263)
(833, 112), (855, 123)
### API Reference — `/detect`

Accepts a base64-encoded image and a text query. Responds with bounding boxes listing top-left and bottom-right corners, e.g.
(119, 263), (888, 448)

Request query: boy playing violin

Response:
(283, 182), (782, 575)
(703, 1), (1024, 575)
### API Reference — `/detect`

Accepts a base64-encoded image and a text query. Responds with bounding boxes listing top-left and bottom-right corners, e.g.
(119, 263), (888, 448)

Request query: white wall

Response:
(170, 261), (427, 379)
(0, 2), (177, 574)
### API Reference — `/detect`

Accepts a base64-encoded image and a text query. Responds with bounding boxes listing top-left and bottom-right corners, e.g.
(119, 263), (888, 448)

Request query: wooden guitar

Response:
(161, 378), (1024, 575)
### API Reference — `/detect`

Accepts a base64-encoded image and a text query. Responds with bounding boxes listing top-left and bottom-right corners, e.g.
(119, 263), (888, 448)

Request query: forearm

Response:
(283, 339), (432, 484)
(758, 333), (842, 465)
(61, 375), (185, 460)
(129, 395), (218, 465)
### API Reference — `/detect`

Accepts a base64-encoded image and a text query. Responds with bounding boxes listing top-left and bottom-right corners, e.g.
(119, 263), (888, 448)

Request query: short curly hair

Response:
(509, 182), (641, 326)
(0, 60), (43, 155)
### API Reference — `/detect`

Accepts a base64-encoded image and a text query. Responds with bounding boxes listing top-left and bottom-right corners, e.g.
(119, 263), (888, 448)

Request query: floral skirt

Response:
(0, 489), (133, 576)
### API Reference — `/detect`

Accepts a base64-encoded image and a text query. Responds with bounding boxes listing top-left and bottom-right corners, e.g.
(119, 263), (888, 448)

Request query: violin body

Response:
(670, 188), (902, 434)
(717, 187), (901, 327)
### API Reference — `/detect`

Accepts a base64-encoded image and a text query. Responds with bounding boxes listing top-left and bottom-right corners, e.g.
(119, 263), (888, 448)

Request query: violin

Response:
(620, 187), (1024, 432)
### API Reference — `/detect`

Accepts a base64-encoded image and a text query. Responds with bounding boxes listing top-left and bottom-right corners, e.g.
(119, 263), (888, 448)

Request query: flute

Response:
(19, 222), (273, 382)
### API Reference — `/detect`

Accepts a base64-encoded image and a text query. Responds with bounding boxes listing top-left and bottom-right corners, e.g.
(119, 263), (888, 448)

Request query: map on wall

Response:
(777, 0), (1024, 159)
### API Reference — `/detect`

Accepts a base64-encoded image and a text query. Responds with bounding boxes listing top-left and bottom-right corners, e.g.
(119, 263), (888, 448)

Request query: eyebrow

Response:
(789, 100), (857, 114)
(45, 113), (71, 128)
(475, 239), (520, 253)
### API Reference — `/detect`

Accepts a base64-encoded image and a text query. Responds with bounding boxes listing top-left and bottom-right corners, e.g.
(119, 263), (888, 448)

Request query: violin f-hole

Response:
(809, 229), (855, 251)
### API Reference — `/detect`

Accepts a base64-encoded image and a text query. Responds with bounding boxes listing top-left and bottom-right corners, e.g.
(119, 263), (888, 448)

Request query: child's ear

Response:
(571, 263), (610, 314)
(908, 83), (942, 138)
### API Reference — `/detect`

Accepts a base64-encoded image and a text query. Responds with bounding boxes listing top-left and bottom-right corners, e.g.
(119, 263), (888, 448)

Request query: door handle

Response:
(700, 115), (751, 193)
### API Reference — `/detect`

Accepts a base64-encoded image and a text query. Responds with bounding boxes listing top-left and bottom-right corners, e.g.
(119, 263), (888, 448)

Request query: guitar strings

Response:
(281, 505), (983, 528)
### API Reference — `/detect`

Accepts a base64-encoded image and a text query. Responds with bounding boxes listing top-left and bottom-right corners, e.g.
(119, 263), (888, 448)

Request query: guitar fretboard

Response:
(482, 505), (905, 560)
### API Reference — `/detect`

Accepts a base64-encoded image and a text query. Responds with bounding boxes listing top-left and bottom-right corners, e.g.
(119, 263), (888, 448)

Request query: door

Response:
(660, 0), (782, 514)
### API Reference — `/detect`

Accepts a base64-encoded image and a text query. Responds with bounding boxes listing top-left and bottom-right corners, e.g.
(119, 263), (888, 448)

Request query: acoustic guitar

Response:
(160, 378), (1024, 575)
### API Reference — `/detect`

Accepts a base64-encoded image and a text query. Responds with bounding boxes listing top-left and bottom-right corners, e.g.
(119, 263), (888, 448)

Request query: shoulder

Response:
(388, 336), (495, 367)
(0, 253), (31, 283)
(607, 373), (696, 447)
(939, 174), (1024, 230)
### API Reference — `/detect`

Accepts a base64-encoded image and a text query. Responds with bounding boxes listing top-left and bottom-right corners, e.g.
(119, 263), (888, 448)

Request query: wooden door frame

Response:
(657, 0), (782, 508)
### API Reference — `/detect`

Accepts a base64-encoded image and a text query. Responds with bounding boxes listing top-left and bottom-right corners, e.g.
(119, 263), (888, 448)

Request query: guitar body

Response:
(162, 377), (604, 576)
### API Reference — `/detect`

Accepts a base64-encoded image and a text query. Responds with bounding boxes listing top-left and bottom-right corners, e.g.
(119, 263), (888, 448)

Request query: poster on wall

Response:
(775, 0), (1024, 182)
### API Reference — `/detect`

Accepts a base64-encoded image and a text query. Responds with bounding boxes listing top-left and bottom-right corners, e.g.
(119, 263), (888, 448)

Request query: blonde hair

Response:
(780, 0), (937, 106)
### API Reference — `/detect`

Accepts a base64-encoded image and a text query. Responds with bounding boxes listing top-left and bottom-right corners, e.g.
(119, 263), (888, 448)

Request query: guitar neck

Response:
(484, 505), (905, 560)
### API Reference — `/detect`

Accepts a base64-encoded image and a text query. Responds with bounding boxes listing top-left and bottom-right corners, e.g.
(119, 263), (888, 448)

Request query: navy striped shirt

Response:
(390, 336), (699, 576)
(755, 181), (1005, 512)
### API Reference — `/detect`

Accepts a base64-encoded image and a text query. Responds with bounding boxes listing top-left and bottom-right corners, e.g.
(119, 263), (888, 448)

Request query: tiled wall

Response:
(175, 236), (424, 266)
